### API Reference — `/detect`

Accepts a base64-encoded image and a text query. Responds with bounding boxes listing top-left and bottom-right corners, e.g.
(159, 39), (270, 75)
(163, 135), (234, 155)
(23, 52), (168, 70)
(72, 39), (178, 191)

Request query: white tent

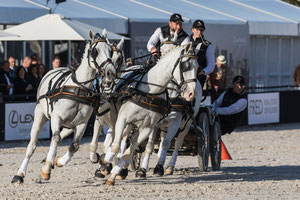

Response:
(0, 14), (129, 41)
(0, 30), (18, 37)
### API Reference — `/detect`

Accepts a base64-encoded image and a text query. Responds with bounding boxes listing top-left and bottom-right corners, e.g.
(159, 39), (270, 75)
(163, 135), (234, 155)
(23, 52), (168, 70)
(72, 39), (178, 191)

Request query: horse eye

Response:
(92, 48), (98, 59)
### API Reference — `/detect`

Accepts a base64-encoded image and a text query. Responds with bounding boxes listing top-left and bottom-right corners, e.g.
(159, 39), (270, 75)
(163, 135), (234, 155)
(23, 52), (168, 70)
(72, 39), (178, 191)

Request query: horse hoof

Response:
(153, 164), (164, 176)
(91, 153), (100, 164)
(135, 168), (147, 178)
(105, 179), (115, 186)
(95, 168), (105, 178)
(99, 154), (108, 166)
(100, 163), (112, 176)
(116, 168), (128, 180)
(41, 169), (51, 180)
(165, 166), (174, 175)
(54, 157), (63, 167)
(11, 175), (24, 184)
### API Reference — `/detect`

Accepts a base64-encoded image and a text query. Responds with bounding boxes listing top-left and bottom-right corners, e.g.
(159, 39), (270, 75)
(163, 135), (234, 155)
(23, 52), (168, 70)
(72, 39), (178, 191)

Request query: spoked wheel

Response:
(210, 120), (222, 171)
(196, 112), (210, 172)
(130, 150), (142, 171)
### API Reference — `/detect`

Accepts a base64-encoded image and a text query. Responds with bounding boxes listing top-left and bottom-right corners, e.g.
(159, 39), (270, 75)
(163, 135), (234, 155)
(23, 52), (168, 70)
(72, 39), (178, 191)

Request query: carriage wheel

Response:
(130, 150), (142, 171)
(197, 112), (210, 172)
(210, 120), (222, 171)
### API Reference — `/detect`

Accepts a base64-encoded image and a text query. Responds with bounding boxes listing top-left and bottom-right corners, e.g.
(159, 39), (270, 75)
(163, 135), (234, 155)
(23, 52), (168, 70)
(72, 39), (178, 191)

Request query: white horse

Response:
(11, 30), (117, 184)
(100, 42), (199, 185)
(135, 35), (203, 178)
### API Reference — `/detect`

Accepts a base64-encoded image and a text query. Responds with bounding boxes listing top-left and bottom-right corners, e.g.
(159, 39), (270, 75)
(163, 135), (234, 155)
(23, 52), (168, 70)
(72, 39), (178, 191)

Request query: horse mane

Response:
(158, 45), (184, 62)
(82, 42), (91, 59)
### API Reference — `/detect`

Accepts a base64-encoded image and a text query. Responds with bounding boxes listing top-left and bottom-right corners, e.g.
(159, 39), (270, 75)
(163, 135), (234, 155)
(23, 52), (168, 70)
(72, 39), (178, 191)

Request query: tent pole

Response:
(42, 41), (45, 65)
(4, 41), (7, 60)
(49, 41), (53, 70)
(68, 40), (71, 65)
(23, 41), (26, 59)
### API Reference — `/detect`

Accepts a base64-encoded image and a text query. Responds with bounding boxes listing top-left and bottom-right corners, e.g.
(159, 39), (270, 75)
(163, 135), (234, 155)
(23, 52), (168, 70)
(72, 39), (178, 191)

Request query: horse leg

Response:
(40, 115), (62, 180)
(90, 117), (104, 164)
(55, 123), (87, 167)
(12, 104), (48, 184)
(154, 112), (182, 176)
(106, 127), (152, 186)
(136, 128), (158, 178)
(166, 120), (192, 175)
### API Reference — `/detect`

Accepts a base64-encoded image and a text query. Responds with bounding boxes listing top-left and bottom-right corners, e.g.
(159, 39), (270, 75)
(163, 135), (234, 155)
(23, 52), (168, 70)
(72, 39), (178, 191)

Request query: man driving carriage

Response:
(212, 75), (248, 135)
(147, 13), (189, 58)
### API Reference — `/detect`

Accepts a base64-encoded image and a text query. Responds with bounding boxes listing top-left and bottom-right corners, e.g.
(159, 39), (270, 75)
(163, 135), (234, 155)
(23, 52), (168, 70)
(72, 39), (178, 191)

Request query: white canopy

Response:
(0, 14), (129, 41)
(0, 30), (19, 37)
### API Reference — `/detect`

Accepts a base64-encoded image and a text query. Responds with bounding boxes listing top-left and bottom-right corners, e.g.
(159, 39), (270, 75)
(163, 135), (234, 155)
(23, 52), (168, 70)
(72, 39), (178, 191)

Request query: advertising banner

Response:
(5, 103), (50, 141)
(248, 93), (280, 125)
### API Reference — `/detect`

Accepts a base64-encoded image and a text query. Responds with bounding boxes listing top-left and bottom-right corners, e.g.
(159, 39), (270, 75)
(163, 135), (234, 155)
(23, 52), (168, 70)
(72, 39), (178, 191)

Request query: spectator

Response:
(0, 61), (14, 101)
(14, 66), (33, 101)
(28, 64), (40, 92)
(31, 54), (38, 65)
(292, 64), (300, 90)
(20, 56), (32, 81)
(8, 56), (17, 81)
(52, 56), (61, 69)
(210, 55), (227, 97)
(38, 64), (47, 79)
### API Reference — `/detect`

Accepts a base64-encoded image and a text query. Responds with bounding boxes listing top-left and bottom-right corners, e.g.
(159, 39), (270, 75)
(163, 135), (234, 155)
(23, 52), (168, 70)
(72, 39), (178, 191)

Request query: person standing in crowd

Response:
(147, 13), (189, 58)
(31, 54), (39, 65)
(20, 56), (32, 81)
(212, 75), (247, 135)
(8, 56), (17, 81)
(210, 55), (227, 97)
(0, 61), (14, 101)
(28, 64), (40, 91)
(52, 56), (61, 69)
(14, 67), (33, 101)
(292, 64), (300, 90)
(188, 19), (215, 88)
(38, 64), (47, 79)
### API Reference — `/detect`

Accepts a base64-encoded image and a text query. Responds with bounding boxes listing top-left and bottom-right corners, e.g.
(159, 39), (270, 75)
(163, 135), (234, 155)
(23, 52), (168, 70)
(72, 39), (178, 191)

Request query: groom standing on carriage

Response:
(188, 19), (215, 87)
(147, 13), (189, 59)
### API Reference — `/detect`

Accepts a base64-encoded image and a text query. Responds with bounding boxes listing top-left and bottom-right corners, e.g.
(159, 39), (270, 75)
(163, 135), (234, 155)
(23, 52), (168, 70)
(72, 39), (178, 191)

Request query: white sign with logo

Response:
(248, 93), (279, 125)
(5, 103), (50, 141)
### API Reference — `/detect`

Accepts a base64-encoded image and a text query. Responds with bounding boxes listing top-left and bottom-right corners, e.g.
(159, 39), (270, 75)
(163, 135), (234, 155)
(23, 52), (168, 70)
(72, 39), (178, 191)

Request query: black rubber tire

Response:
(210, 120), (222, 171)
(197, 112), (210, 172)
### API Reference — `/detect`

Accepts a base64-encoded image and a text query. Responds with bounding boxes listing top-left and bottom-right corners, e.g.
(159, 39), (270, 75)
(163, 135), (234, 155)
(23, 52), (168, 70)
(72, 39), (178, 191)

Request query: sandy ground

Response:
(1, 123), (300, 200)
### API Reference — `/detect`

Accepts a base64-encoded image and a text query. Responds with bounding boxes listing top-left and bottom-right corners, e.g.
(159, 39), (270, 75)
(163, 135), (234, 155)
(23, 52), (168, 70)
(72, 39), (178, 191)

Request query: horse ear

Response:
(102, 29), (107, 39)
(117, 36), (125, 50)
(89, 30), (94, 41)
(185, 42), (192, 53)
(172, 31), (178, 42)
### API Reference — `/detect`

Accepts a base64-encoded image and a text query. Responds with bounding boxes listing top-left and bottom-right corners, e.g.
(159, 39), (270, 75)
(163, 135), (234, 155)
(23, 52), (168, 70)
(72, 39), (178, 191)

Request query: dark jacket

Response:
(219, 88), (247, 135)
(210, 64), (227, 90)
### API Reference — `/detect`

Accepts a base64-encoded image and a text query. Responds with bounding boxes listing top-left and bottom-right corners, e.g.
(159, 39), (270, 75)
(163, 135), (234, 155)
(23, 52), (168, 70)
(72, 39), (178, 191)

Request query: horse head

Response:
(172, 42), (199, 102)
(88, 29), (116, 86)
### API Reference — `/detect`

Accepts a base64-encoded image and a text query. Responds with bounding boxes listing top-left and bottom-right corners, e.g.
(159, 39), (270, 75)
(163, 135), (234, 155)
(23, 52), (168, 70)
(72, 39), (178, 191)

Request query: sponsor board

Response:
(5, 103), (50, 141)
(248, 93), (279, 125)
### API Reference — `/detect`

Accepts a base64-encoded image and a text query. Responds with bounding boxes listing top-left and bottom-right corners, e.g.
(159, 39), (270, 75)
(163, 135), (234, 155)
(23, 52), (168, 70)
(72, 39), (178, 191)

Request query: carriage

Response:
(130, 103), (222, 173)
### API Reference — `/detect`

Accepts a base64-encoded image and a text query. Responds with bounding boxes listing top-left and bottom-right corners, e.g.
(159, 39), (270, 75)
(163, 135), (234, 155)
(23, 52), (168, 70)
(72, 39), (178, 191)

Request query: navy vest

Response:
(219, 88), (247, 135)
(190, 34), (211, 69)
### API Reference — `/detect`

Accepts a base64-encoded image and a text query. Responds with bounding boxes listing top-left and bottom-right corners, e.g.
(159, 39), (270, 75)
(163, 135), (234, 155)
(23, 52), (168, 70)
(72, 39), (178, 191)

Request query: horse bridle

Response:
(171, 49), (198, 92)
(87, 36), (113, 76)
